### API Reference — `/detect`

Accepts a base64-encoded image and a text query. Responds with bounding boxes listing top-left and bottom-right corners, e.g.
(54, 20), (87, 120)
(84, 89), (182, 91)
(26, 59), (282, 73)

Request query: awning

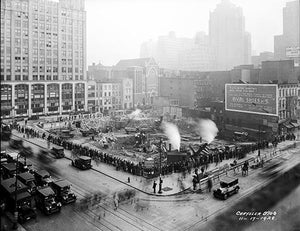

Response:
(283, 124), (293, 129)
(290, 122), (300, 128)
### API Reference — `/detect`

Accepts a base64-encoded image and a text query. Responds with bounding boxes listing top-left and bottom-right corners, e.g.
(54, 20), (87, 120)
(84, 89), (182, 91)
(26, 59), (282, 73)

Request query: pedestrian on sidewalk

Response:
(207, 177), (212, 192)
(153, 181), (157, 193)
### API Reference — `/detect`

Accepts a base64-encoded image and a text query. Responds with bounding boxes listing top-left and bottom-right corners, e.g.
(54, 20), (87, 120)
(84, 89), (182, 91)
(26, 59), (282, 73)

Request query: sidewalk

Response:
(11, 129), (298, 196)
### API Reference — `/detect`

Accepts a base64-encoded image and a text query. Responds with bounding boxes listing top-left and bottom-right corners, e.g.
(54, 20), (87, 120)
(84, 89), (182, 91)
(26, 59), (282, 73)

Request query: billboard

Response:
(286, 47), (300, 58)
(225, 84), (278, 116)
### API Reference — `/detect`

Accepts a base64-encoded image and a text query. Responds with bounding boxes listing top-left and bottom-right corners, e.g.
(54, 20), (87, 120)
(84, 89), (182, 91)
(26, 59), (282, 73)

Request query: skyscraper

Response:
(209, 0), (251, 70)
(274, 0), (299, 65)
(0, 0), (87, 119)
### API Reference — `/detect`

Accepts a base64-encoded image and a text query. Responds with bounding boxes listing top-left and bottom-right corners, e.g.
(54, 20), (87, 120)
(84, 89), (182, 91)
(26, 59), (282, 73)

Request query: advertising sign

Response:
(286, 47), (300, 58)
(225, 84), (278, 116)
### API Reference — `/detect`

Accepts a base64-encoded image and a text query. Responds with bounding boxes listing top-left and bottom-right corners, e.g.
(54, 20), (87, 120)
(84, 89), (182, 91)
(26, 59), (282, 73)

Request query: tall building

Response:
(274, 0), (299, 65)
(179, 32), (216, 71)
(209, 0), (251, 70)
(140, 32), (193, 70)
(1, 0), (87, 119)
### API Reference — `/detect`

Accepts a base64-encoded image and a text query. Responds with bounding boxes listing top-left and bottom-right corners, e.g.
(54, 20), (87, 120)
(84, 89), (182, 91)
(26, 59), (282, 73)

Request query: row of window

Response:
(279, 88), (298, 97)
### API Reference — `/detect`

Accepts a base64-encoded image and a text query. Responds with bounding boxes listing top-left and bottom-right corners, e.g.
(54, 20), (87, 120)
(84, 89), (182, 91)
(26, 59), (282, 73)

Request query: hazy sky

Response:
(86, 0), (290, 66)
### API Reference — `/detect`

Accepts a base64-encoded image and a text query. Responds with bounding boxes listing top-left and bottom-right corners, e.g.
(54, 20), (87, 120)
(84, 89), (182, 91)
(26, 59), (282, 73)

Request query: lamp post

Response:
(158, 138), (163, 194)
(159, 138), (162, 176)
(13, 153), (22, 229)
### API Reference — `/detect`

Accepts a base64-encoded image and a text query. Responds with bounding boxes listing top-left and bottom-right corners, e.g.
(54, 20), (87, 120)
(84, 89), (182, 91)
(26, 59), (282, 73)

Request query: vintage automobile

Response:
(17, 172), (37, 194)
(9, 138), (24, 149)
(34, 170), (53, 187)
(71, 156), (92, 170)
(51, 180), (76, 204)
(35, 187), (62, 215)
(1, 177), (37, 223)
(51, 147), (65, 159)
(1, 162), (17, 180)
(1, 125), (11, 141)
(213, 176), (240, 200)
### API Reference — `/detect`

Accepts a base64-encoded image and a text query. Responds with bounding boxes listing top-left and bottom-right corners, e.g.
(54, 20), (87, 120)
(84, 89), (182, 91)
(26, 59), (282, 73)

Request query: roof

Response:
(18, 172), (35, 181)
(220, 176), (238, 184)
(114, 58), (155, 70)
(36, 170), (50, 178)
(1, 178), (28, 194)
(167, 151), (187, 156)
(53, 180), (70, 188)
(38, 186), (55, 197)
(15, 191), (32, 201)
(78, 156), (91, 160)
(2, 162), (17, 171)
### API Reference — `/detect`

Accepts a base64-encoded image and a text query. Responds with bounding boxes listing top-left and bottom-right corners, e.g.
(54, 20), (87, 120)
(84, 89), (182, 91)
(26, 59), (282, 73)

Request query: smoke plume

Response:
(128, 109), (141, 119)
(162, 122), (181, 151)
(195, 119), (218, 144)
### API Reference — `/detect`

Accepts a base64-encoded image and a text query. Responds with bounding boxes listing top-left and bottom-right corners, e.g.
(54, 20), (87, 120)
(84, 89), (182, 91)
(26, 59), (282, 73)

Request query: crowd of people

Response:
(12, 122), (297, 178)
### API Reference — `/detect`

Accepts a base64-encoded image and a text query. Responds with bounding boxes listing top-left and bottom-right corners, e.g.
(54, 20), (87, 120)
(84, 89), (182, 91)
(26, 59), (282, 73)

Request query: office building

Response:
(274, 0), (299, 66)
(209, 0), (251, 70)
(1, 0), (87, 119)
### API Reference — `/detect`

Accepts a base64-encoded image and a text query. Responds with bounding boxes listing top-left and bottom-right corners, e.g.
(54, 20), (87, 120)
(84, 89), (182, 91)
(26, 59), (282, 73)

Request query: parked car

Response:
(35, 187), (61, 215)
(17, 172), (37, 194)
(0, 177), (36, 223)
(213, 176), (240, 200)
(51, 180), (76, 204)
(34, 170), (53, 187)
(71, 156), (92, 170)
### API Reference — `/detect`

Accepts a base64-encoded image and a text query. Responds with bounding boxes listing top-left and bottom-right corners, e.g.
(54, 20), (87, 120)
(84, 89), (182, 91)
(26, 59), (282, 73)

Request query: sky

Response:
(85, 0), (290, 66)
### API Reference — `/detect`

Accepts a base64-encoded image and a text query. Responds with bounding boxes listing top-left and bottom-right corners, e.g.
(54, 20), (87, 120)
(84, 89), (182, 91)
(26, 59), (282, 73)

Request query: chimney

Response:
(169, 143), (172, 151)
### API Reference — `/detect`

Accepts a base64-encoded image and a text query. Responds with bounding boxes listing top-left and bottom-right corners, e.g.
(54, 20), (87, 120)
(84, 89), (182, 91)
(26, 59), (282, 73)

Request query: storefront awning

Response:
(290, 122), (300, 128)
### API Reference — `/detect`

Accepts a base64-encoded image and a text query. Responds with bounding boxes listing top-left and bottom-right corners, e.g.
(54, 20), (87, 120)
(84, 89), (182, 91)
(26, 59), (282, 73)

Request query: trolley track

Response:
(9, 133), (162, 231)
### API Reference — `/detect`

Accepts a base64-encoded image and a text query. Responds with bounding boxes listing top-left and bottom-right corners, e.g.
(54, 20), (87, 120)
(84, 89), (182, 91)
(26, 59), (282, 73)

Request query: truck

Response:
(35, 187), (62, 215)
(0, 177), (36, 223)
(71, 156), (92, 170)
(51, 180), (76, 204)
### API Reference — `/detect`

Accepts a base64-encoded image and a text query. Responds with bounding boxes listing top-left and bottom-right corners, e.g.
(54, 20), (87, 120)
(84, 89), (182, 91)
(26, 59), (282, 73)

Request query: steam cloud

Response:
(128, 109), (141, 119)
(195, 119), (218, 144)
(162, 122), (181, 151)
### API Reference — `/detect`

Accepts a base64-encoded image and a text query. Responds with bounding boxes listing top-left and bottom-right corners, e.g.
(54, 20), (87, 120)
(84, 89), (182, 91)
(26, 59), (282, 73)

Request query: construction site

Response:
(37, 109), (229, 175)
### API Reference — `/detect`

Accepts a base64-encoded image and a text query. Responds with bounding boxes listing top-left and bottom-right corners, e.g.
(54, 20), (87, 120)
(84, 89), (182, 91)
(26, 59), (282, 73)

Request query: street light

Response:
(158, 138), (163, 194)
(251, 103), (270, 159)
(13, 153), (22, 229)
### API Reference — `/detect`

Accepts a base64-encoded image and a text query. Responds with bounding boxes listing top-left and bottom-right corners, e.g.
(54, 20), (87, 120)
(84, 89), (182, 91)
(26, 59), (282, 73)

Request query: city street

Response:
(2, 130), (300, 231)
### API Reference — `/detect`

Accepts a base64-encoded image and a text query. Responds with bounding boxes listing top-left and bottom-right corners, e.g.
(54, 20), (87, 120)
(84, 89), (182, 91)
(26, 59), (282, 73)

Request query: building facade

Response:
(1, 0), (87, 119)
(274, 0), (299, 66)
(112, 58), (159, 108)
(87, 78), (133, 114)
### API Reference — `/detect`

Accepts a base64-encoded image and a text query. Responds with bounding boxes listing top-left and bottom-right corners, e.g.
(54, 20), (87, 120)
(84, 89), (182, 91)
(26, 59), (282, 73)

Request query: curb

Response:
(11, 133), (191, 197)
